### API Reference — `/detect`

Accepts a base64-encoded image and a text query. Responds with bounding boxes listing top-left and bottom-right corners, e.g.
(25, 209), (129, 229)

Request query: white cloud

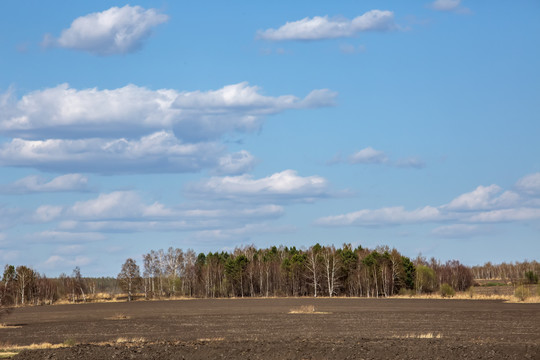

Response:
(0, 83), (336, 141)
(42, 255), (91, 269)
(258, 10), (396, 41)
(316, 206), (442, 226)
(34, 205), (64, 223)
(0, 131), (227, 174)
(316, 172), (540, 229)
(214, 150), (257, 175)
(467, 208), (540, 223)
(188, 170), (330, 202)
(31, 190), (285, 233)
(349, 147), (388, 164)
(43, 5), (169, 55)
(2, 174), (88, 194)
(515, 172), (540, 196)
(445, 185), (521, 211)
(429, 0), (470, 14)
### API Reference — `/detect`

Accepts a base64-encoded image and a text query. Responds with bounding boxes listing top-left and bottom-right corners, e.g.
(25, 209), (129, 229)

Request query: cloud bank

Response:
(0, 83), (334, 174)
(0, 83), (336, 141)
(316, 173), (540, 231)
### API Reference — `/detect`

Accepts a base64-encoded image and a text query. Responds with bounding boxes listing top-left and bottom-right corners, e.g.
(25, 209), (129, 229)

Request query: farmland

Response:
(2, 298), (539, 359)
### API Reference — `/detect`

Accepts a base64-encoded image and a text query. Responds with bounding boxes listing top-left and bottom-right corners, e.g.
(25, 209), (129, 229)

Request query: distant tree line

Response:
(1, 244), (538, 307)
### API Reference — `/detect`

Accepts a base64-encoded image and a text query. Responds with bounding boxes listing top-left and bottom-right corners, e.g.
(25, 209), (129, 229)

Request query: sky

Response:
(0, 0), (539, 277)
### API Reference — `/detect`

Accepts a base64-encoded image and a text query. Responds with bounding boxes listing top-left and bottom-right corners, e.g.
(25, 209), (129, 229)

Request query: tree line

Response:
(1, 244), (539, 306)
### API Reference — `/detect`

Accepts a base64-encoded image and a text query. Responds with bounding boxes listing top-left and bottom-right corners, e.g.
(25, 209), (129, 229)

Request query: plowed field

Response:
(2, 298), (539, 359)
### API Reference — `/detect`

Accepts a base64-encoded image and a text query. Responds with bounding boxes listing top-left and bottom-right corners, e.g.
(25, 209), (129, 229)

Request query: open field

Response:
(1, 298), (539, 359)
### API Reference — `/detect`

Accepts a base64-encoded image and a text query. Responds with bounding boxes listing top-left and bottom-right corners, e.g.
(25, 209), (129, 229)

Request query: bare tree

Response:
(305, 245), (321, 297)
(118, 258), (141, 302)
(322, 246), (339, 297)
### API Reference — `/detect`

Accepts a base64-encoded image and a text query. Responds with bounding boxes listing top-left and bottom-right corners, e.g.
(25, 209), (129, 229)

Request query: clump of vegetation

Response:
(514, 285), (529, 301)
(439, 283), (455, 298)
(105, 313), (130, 320)
(63, 338), (77, 347)
(467, 286), (474, 299)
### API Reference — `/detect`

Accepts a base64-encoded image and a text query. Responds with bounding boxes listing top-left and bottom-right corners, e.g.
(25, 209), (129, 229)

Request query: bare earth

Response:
(2, 298), (539, 359)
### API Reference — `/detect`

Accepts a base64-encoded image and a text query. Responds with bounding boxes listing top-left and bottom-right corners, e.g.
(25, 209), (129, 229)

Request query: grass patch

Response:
(288, 305), (330, 314)
(0, 324), (21, 329)
(197, 337), (225, 342)
(105, 313), (131, 320)
(393, 332), (442, 339)
(113, 337), (146, 344)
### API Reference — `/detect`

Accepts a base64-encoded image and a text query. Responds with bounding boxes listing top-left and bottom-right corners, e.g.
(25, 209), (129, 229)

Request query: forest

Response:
(1, 244), (539, 306)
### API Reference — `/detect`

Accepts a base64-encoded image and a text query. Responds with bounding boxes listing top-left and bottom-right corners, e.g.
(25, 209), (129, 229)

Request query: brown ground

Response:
(2, 298), (539, 359)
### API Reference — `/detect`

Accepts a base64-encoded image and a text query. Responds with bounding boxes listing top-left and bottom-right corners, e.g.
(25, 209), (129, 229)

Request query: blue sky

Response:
(0, 0), (539, 276)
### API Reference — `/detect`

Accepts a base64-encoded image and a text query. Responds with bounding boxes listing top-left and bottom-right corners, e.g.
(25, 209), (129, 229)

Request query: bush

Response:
(440, 283), (455, 298)
(514, 285), (529, 301)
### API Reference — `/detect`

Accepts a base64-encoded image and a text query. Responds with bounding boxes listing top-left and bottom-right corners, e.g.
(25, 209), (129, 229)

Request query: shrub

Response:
(514, 285), (529, 301)
(440, 283), (455, 298)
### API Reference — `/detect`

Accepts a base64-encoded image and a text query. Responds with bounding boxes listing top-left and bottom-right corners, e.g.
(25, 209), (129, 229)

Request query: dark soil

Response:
(2, 298), (539, 359)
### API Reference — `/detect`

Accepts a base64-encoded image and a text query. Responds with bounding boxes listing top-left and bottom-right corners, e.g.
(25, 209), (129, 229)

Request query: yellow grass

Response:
(0, 342), (69, 352)
(105, 313), (131, 320)
(393, 332), (442, 339)
(0, 324), (21, 329)
(113, 337), (146, 344)
(391, 292), (540, 303)
(288, 305), (331, 314)
(197, 337), (225, 342)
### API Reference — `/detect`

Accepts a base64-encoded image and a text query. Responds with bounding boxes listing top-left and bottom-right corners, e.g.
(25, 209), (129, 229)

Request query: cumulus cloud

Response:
(188, 170), (330, 202)
(43, 5), (169, 55)
(258, 10), (396, 41)
(429, 0), (470, 14)
(1, 174), (88, 194)
(316, 172), (540, 229)
(30, 190), (285, 233)
(349, 147), (388, 164)
(0, 131), (227, 174)
(445, 185), (520, 211)
(0, 83), (336, 141)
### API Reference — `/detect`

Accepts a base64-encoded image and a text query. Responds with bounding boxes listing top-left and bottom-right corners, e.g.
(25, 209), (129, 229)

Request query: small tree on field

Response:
(440, 283), (455, 298)
(118, 258), (142, 302)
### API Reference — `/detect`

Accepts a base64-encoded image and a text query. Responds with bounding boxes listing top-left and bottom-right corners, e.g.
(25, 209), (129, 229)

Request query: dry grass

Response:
(113, 337), (146, 344)
(392, 292), (540, 303)
(288, 305), (330, 314)
(197, 337), (225, 342)
(393, 332), (442, 339)
(0, 324), (21, 329)
(0, 342), (70, 352)
(105, 313), (131, 320)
